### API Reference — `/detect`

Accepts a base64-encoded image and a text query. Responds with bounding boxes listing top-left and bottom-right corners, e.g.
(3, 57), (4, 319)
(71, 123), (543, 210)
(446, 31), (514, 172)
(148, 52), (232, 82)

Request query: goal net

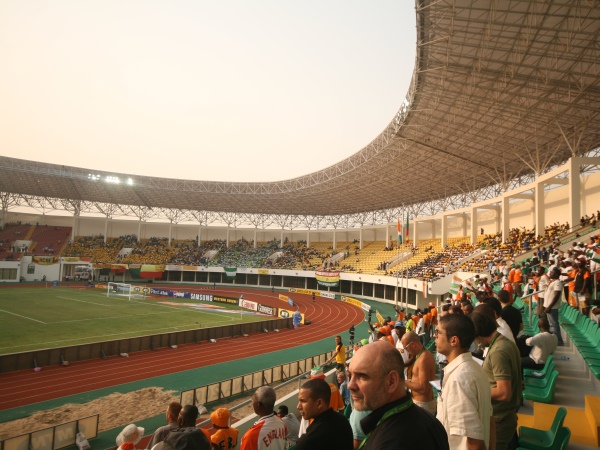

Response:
(107, 282), (146, 300)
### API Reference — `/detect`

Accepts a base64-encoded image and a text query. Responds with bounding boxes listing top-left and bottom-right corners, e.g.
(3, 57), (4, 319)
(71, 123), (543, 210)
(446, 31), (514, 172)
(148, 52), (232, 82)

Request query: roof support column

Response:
(462, 213), (467, 237)
(306, 229), (310, 247)
(254, 228), (257, 249)
(168, 222), (172, 246)
(535, 182), (545, 239)
(441, 214), (447, 248)
(502, 196), (510, 244)
(104, 218), (108, 244)
(333, 229), (337, 250)
(359, 228), (363, 250)
(226, 227), (230, 247)
(569, 157), (581, 229)
(412, 219), (417, 247)
(471, 207), (477, 246)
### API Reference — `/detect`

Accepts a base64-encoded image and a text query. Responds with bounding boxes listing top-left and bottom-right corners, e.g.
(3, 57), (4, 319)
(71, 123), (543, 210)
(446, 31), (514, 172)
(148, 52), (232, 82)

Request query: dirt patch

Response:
(0, 382), (303, 441)
(0, 387), (177, 440)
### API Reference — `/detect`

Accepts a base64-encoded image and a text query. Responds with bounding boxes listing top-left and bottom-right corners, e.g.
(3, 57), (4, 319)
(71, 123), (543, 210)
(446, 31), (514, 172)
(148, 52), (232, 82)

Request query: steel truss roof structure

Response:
(1, 0), (600, 229)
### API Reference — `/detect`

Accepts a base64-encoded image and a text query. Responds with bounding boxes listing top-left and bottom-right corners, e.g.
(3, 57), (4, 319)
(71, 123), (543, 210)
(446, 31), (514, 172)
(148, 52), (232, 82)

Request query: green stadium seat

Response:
(523, 370), (559, 404)
(524, 355), (554, 379)
(518, 407), (567, 450)
(525, 362), (556, 389)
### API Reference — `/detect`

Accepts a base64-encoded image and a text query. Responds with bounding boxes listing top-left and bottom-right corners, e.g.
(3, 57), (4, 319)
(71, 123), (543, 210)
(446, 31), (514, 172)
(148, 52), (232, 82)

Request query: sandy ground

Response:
(0, 388), (176, 440)
(0, 382), (302, 441)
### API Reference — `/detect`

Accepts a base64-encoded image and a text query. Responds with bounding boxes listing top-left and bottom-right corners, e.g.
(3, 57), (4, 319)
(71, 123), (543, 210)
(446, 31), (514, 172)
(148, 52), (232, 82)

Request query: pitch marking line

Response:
(0, 308), (46, 324)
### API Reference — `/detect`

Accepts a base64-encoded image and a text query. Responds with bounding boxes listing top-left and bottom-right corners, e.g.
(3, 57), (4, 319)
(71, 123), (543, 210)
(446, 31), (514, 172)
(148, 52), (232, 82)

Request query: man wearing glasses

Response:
(435, 314), (492, 450)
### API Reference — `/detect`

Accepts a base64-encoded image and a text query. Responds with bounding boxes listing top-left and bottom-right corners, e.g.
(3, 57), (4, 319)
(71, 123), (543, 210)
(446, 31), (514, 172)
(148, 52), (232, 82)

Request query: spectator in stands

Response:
(276, 405), (300, 448)
(240, 387), (287, 450)
(210, 407), (239, 450)
(347, 341), (449, 450)
(116, 424), (144, 450)
(498, 289), (523, 339)
(482, 297), (515, 343)
(521, 316), (557, 375)
(326, 335), (346, 372)
(472, 304), (522, 450)
(435, 314), (492, 450)
(543, 266), (565, 346)
(295, 378), (353, 450)
(460, 299), (474, 316)
(337, 371), (351, 406)
(349, 408), (371, 450)
(400, 331), (436, 415)
(146, 402), (182, 449)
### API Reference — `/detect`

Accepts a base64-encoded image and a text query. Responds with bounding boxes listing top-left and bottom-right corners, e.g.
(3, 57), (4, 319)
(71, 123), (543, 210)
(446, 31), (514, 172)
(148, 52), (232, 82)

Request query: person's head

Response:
(252, 386), (276, 417)
(166, 402), (182, 423)
(450, 305), (463, 315)
(178, 405), (199, 428)
(337, 371), (347, 384)
(549, 266), (561, 280)
(441, 303), (451, 315)
(538, 316), (550, 332)
(436, 314), (475, 357)
(297, 378), (331, 420)
(460, 300), (473, 315)
(497, 289), (510, 305)
(117, 424), (145, 446)
(347, 341), (405, 411)
(210, 408), (230, 429)
(471, 304), (498, 339)
(537, 266), (546, 276)
(334, 335), (342, 345)
(400, 331), (423, 357)
(276, 405), (289, 418)
(482, 297), (502, 318)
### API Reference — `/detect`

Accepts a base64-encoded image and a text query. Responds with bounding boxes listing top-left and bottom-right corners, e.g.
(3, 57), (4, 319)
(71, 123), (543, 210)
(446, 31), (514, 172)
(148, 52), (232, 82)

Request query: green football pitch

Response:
(0, 286), (264, 355)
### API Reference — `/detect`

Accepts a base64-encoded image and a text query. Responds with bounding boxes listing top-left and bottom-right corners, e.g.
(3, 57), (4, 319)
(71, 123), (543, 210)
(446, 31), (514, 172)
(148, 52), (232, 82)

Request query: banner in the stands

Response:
(315, 270), (340, 287)
(166, 265), (183, 271)
(224, 267), (237, 278)
(63, 256), (91, 263)
(258, 269), (269, 275)
(130, 264), (164, 279)
(110, 264), (128, 273)
(320, 291), (336, 299)
(33, 256), (57, 265)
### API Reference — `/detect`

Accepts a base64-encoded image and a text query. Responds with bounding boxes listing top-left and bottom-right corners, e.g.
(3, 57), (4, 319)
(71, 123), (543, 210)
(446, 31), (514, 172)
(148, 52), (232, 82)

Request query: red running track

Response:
(0, 286), (363, 411)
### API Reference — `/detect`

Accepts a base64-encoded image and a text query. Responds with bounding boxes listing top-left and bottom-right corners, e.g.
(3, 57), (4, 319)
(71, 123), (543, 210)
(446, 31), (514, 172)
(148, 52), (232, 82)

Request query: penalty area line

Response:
(0, 308), (46, 324)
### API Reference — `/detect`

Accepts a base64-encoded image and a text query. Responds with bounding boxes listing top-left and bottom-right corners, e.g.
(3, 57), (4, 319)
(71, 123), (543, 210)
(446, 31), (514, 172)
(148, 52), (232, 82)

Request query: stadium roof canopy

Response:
(1, 0), (600, 221)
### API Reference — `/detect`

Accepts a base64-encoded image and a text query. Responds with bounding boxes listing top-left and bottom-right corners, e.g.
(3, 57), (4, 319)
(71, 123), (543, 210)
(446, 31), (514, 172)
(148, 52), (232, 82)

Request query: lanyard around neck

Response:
(358, 398), (414, 450)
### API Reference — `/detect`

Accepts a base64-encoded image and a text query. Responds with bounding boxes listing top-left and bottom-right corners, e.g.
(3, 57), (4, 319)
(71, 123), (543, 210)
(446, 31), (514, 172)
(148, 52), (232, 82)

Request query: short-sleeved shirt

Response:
(335, 344), (346, 364)
(211, 427), (239, 450)
(437, 352), (492, 450)
(482, 336), (522, 420)
(543, 279), (564, 309)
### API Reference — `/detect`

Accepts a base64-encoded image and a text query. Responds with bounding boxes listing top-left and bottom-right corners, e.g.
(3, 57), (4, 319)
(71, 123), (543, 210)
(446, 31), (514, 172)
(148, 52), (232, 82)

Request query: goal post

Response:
(107, 282), (146, 300)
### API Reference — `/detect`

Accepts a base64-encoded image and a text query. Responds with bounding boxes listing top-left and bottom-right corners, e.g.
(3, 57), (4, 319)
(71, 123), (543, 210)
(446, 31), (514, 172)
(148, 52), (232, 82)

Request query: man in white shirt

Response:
(521, 317), (558, 374)
(536, 267), (550, 317)
(544, 266), (565, 346)
(436, 314), (492, 450)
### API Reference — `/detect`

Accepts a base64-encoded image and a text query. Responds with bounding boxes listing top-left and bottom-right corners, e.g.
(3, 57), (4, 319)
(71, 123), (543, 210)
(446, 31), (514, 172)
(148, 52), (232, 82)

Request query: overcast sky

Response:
(0, 1), (416, 182)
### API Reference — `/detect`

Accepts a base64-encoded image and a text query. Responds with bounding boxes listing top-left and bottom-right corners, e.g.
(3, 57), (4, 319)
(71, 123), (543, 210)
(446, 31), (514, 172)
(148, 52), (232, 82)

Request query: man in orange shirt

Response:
(428, 302), (438, 338)
(512, 264), (523, 298)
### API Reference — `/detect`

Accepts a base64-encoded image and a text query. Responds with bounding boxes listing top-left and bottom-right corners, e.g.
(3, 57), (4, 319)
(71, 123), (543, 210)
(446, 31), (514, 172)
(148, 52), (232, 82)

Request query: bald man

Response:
(347, 341), (448, 450)
(400, 331), (437, 415)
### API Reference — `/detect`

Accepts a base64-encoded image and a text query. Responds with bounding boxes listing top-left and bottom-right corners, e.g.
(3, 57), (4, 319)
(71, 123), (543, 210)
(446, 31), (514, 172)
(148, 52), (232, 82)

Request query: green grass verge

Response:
(0, 286), (265, 355)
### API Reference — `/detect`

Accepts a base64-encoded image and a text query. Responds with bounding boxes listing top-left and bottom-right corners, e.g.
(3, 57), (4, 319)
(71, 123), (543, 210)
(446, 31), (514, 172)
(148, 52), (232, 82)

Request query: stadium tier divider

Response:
(0, 318), (293, 374)
(0, 414), (99, 450)
(180, 346), (350, 406)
